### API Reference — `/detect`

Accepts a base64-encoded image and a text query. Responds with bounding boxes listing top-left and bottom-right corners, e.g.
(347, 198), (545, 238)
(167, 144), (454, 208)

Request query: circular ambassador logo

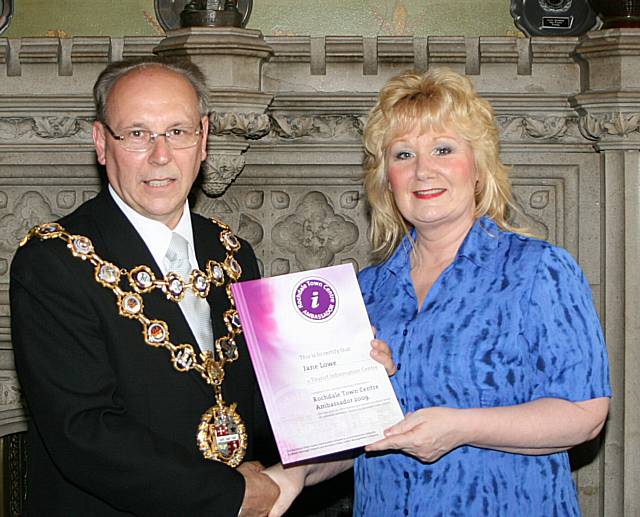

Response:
(293, 277), (337, 321)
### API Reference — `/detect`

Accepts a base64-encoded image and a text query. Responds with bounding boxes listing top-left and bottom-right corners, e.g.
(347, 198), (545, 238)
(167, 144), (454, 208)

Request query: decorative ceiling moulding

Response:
(0, 37), (162, 77)
(0, 35), (585, 80)
(263, 35), (579, 74)
(0, 113), (593, 148)
(0, 113), (592, 146)
(206, 111), (589, 145)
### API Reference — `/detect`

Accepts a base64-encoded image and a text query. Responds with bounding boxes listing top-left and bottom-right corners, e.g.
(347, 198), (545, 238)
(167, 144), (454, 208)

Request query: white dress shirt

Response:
(109, 185), (212, 350)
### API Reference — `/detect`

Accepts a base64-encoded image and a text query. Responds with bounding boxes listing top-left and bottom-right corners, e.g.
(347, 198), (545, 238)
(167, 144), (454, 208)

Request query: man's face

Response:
(93, 66), (208, 229)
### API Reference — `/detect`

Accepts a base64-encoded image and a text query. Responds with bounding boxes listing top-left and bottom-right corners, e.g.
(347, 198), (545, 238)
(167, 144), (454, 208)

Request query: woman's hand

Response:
(365, 397), (610, 461)
(369, 328), (397, 376)
(365, 407), (464, 462)
(262, 464), (306, 517)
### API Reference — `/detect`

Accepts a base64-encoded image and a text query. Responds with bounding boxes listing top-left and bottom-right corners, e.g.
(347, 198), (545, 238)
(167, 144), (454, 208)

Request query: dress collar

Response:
(382, 216), (502, 276)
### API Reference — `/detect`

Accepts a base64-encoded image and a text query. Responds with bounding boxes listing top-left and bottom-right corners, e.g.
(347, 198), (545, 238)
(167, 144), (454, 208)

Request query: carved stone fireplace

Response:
(0, 27), (639, 516)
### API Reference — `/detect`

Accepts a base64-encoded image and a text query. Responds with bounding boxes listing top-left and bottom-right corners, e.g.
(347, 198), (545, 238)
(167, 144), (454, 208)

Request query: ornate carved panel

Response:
(0, 181), (101, 286)
(194, 185), (367, 276)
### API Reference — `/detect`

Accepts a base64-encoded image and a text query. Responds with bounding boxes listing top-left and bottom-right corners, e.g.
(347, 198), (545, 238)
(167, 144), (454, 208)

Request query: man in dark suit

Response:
(10, 57), (280, 516)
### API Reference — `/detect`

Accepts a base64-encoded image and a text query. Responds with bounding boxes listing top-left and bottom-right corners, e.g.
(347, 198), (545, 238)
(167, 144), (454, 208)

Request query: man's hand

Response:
(237, 462), (280, 517)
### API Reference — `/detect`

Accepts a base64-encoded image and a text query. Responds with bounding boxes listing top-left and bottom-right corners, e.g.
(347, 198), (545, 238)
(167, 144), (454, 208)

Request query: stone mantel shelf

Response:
(0, 34), (590, 75)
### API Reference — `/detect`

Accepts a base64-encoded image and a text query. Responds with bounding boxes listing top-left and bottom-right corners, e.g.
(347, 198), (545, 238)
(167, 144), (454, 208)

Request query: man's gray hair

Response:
(93, 56), (209, 123)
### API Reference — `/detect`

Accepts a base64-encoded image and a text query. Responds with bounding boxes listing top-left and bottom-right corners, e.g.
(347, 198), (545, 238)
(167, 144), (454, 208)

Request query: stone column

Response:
(155, 28), (273, 196)
(574, 28), (640, 517)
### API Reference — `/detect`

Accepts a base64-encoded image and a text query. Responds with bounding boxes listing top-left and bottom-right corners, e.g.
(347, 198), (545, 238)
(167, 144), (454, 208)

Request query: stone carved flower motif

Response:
(33, 117), (79, 139)
(209, 112), (271, 140)
(201, 155), (246, 196)
(0, 118), (33, 139)
(578, 112), (640, 141)
(522, 116), (568, 139)
(272, 192), (358, 270)
(270, 115), (363, 141)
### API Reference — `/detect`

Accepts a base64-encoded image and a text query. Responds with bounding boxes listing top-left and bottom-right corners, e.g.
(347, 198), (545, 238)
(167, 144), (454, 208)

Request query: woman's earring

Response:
(387, 181), (393, 191)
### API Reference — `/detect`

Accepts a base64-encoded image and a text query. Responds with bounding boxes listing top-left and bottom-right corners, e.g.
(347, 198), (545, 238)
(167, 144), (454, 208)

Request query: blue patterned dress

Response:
(354, 217), (611, 517)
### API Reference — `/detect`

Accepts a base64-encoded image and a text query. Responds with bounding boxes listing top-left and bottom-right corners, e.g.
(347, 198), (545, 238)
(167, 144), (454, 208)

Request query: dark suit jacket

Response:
(10, 190), (274, 516)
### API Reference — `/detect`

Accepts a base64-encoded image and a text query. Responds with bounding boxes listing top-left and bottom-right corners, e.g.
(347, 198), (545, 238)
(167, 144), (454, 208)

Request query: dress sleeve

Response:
(524, 245), (611, 402)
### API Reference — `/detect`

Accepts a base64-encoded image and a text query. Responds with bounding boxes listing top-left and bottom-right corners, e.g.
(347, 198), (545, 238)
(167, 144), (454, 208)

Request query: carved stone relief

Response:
(0, 191), (61, 277)
(237, 213), (264, 248)
(270, 258), (291, 276)
(269, 114), (366, 141)
(578, 112), (640, 141)
(272, 191), (359, 270)
(0, 117), (93, 142)
(0, 112), (613, 154)
(193, 187), (366, 277)
(201, 154), (246, 195)
(0, 112), (597, 156)
(209, 112), (597, 144)
(510, 185), (558, 243)
(209, 111), (271, 139)
(510, 174), (573, 252)
(496, 114), (585, 143)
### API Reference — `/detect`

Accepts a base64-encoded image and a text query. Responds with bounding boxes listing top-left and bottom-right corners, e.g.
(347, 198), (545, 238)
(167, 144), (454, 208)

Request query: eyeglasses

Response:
(102, 122), (203, 151)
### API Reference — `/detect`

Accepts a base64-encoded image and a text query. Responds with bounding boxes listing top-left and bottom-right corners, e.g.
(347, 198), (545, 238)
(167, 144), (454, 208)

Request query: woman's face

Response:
(386, 126), (478, 236)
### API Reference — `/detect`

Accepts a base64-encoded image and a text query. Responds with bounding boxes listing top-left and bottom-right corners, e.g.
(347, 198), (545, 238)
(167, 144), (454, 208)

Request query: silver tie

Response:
(164, 232), (214, 353)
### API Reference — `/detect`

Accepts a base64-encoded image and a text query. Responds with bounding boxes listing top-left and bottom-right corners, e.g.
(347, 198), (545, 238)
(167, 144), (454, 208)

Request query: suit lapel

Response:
(191, 214), (230, 341)
(87, 191), (211, 396)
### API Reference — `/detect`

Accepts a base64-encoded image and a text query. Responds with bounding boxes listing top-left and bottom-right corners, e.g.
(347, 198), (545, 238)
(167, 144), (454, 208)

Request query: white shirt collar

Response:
(108, 185), (197, 274)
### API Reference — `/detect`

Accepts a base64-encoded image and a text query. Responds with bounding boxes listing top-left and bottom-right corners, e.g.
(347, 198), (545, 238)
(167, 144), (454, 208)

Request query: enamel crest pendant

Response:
(197, 402), (247, 467)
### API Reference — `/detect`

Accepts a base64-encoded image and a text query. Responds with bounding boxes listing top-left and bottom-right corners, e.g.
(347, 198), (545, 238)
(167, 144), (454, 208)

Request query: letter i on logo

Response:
(311, 291), (319, 309)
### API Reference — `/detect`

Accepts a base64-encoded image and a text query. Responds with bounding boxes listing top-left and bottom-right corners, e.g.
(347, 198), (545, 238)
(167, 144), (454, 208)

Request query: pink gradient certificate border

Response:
(232, 264), (403, 464)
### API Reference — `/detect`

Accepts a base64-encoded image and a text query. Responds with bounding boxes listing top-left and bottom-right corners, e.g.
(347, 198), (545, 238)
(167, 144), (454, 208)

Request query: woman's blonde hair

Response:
(363, 68), (518, 262)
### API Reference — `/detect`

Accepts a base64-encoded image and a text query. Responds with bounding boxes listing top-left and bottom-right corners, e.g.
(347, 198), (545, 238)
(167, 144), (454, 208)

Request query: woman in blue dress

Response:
(264, 68), (611, 517)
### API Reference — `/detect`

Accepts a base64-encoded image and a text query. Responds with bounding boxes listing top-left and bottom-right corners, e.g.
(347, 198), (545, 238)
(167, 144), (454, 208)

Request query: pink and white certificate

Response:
(231, 263), (403, 464)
